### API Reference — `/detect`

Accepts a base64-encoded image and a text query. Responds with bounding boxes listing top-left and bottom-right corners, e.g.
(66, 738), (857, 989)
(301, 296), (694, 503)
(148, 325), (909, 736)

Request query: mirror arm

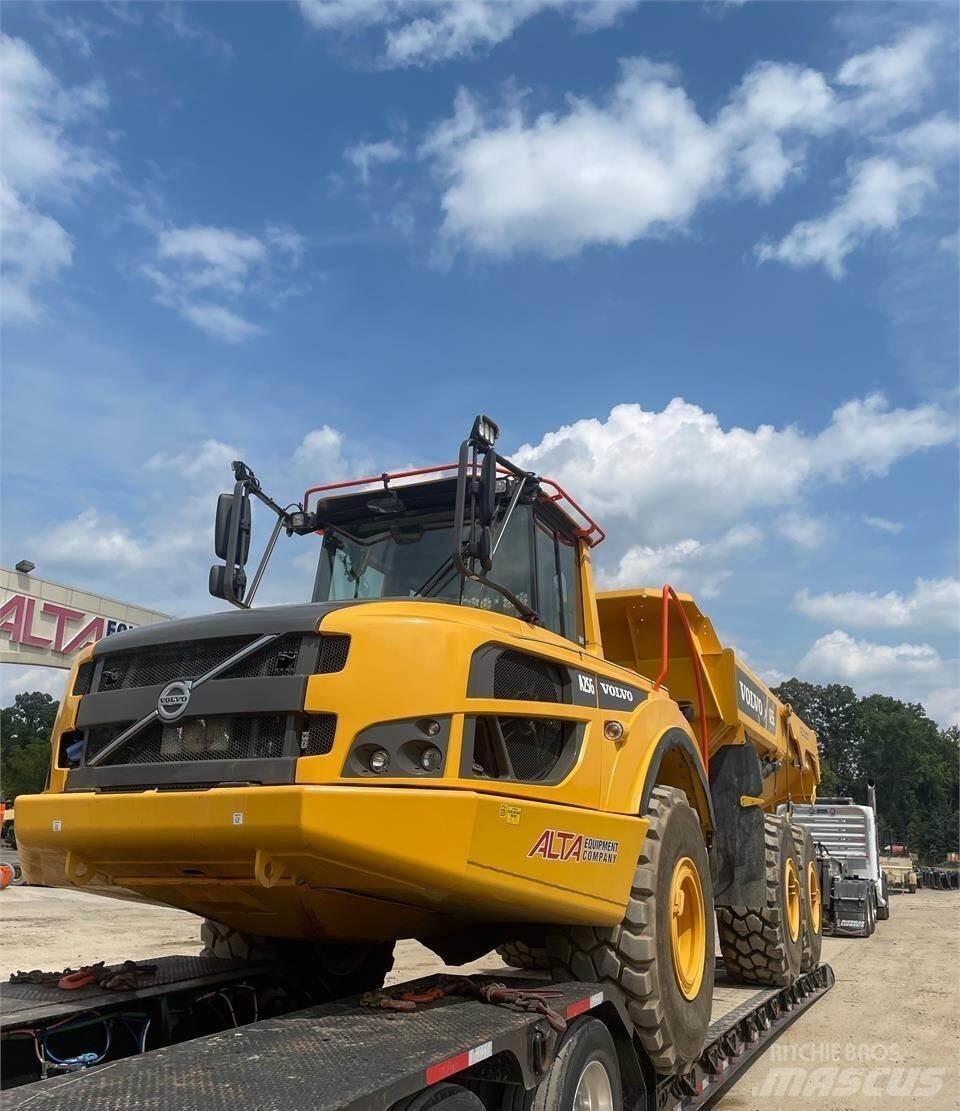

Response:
(491, 474), (529, 558)
(244, 510), (286, 607)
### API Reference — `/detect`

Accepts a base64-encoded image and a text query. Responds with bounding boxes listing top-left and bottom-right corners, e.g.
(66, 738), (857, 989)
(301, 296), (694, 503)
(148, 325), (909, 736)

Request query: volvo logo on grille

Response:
(157, 680), (192, 721)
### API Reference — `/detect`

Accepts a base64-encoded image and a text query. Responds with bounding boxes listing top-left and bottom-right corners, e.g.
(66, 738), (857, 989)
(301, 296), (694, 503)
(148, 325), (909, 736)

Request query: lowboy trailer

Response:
(2, 955), (834, 1110)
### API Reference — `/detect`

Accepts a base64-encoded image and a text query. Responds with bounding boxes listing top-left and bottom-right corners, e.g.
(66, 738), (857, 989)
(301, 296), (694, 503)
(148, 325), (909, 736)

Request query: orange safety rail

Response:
(303, 464), (606, 547)
(652, 584), (710, 773)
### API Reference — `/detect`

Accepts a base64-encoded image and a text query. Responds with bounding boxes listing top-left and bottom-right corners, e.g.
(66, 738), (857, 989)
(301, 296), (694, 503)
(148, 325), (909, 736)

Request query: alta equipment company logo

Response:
(528, 829), (619, 864)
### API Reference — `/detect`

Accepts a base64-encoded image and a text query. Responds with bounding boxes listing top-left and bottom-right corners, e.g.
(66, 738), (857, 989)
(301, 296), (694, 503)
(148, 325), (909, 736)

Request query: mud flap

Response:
(709, 744), (766, 907)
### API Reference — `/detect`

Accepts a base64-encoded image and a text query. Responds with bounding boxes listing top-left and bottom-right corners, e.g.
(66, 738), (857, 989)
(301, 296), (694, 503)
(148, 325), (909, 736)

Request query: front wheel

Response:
(546, 786), (714, 1075)
(200, 921), (395, 1000)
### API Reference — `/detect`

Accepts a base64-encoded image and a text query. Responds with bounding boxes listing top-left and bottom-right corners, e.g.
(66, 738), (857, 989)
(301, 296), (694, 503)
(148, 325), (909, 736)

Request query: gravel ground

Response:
(2, 884), (956, 1108)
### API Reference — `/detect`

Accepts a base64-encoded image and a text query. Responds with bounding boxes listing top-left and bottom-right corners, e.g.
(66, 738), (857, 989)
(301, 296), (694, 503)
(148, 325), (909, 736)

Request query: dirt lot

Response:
(2, 884), (957, 1108)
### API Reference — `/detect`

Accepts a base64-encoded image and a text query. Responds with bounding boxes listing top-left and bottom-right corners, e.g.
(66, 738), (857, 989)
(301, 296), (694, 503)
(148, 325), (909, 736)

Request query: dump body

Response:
(596, 589), (819, 809)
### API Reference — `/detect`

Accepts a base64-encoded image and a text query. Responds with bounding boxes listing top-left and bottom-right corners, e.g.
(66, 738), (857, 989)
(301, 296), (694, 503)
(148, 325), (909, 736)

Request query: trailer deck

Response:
(2, 955), (834, 1110)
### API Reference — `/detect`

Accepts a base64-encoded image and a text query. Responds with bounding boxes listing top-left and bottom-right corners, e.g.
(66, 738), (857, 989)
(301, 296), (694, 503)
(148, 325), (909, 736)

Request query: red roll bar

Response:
(652, 584), (710, 773)
(303, 464), (605, 547)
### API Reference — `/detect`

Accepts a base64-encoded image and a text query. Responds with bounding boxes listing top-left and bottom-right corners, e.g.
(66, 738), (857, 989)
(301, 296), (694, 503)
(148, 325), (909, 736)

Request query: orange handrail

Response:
(652, 584), (710, 774)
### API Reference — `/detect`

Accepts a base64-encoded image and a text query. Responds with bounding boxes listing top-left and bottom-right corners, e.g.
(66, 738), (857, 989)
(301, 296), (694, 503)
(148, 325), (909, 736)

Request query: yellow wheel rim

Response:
(807, 860), (822, 935)
(669, 856), (706, 1000)
(785, 857), (801, 942)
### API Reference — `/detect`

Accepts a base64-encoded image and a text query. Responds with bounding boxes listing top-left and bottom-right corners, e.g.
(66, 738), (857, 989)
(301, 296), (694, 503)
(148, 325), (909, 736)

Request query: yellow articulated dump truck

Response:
(18, 414), (821, 1075)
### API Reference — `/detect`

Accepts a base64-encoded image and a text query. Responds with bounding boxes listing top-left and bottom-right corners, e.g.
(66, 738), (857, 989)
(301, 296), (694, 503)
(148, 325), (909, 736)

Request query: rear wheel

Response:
(200, 921), (395, 999)
(545, 786), (714, 1075)
(496, 939), (550, 971)
(791, 826), (822, 972)
(531, 1017), (622, 1111)
(716, 815), (803, 988)
(876, 876), (890, 921)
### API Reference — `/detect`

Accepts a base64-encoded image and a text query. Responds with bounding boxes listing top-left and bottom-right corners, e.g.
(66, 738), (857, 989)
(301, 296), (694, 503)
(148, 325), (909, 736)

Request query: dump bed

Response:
(596, 588), (819, 803)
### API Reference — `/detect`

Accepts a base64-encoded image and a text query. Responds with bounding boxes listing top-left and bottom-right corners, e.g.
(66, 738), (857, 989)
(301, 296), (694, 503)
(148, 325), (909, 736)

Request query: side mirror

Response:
(215, 492), (251, 565)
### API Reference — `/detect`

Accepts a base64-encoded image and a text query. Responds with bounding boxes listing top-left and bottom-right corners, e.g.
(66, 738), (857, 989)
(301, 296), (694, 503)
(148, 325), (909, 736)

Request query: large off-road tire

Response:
(716, 814), (803, 988)
(876, 875), (890, 921)
(496, 939), (550, 971)
(791, 826), (822, 973)
(200, 920), (395, 999)
(545, 786), (714, 1076)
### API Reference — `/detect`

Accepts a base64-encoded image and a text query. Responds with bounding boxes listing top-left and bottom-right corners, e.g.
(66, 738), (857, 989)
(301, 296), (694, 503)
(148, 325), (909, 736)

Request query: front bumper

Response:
(17, 786), (646, 941)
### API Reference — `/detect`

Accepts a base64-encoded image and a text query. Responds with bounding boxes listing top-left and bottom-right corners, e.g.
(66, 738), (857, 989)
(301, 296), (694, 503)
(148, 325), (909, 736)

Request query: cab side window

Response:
(534, 516), (583, 644)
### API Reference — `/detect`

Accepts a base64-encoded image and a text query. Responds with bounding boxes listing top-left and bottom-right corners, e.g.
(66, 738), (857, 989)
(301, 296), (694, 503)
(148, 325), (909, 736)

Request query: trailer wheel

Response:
(716, 815), (803, 988)
(531, 1016), (622, 1111)
(545, 786), (714, 1076)
(791, 827), (822, 972)
(496, 940), (550, 971)
(876, 876), (890, 921)
(394, 1083), (485, 1110)
(200, 920), (395, 998)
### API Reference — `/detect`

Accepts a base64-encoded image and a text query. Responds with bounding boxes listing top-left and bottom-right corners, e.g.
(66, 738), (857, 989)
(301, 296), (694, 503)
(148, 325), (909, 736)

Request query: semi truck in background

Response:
(786, 782), (890, 938)
(14, 413), (830, 1106)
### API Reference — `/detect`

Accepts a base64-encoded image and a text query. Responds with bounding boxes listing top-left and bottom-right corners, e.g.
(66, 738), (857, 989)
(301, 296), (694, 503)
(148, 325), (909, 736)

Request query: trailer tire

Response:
(716, 815), (803, 988)
(876, 876), (890, 921)
(496, 940), (549, 971)
(531, 1016), (622, 1111)
(394, 1083), (485, 1110)
(200, 920), (394, 999)
(791, 826), (822, 972)
(545, 786), (714, 1076)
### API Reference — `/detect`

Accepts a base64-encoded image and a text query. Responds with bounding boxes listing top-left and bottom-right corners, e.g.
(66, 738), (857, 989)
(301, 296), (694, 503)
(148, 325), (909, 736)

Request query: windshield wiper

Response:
(414, 552), (459, 599)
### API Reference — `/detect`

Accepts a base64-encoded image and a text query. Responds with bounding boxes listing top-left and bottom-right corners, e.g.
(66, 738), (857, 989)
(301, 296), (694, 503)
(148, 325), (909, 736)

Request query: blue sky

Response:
(1, 1), (958, 723)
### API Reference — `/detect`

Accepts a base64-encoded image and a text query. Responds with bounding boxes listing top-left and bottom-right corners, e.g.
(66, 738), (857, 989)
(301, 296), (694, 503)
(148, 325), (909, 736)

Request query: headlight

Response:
(368, 749), (391, 774)
(420, 745), (443, 772)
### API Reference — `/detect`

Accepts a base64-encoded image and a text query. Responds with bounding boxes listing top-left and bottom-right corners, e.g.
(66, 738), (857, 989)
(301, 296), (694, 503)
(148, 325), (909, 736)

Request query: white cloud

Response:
(835, 25), (939, 122)
(405, 23), (953, 267)
(422, 55), (844, 259)
(799, 629), (958, 726)
(894, 113), (960, 164)
(794, 578), (960, 633)
(862, 515), (904, 535)
(297, 1), (638, 67)
(0, 180), (73, 323)
(0, 664), (68, 705)
(776, 511), (828, 550)
(512, 394), (954, 545)
(0, 33), (108, 320)
(139, 221), (305, 341)
(35, 509), (150, 571)
(598, 524), (763, 598)
(345, 139), (404, 184)
(756, 157), (934, 278)
(157, 3), (234, 58)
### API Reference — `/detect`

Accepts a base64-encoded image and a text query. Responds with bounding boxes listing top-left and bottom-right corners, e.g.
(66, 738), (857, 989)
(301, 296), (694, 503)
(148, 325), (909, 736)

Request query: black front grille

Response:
(85, 715), (288, 766)
(493, 651), (564, 704)
(98, 637), (261, 691)
(73, 662), (94, 696)
(301, 714), (337, 756)
(220, 634), (303, 679)
(317, 635), (350, 674)
(499, 716), (570, 781)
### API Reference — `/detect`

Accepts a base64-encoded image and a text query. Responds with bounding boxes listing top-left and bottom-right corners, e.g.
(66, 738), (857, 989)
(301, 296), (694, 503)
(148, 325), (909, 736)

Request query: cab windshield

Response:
(313, 506), (532, 620)
(311, 498), (582, 642)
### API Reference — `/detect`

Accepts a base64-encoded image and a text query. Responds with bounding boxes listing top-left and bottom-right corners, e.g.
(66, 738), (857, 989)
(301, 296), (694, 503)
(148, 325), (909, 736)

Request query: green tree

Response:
(1, 691), (59, 801)
(772, 680), (960, 862)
